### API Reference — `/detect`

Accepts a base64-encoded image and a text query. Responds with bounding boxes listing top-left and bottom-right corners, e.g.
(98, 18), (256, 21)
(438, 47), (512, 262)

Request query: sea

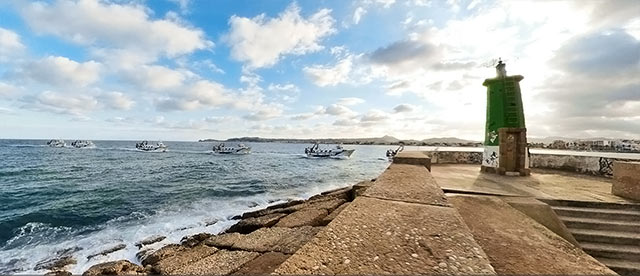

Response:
(0, 140), (393, 274)
(2, 140), (639, 274)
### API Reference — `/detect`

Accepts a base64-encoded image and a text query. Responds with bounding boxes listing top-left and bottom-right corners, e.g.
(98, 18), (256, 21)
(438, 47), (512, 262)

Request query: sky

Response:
(0, 0), (638, 141)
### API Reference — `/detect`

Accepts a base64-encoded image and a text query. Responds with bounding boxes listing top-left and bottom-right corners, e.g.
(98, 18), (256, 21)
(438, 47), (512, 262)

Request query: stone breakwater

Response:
(39, 181), (372, 276)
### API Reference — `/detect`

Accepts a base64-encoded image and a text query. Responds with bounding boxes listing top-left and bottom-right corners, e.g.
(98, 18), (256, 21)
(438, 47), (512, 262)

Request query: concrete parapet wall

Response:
(613, 161), (640, 200)
(275, 154), (496, 274)
(424, 150), (637, 178)
(393, 151), (432, 171)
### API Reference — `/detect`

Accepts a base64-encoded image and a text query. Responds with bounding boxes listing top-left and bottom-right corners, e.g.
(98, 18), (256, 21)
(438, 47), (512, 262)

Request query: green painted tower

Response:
(481, 60), (528, 174)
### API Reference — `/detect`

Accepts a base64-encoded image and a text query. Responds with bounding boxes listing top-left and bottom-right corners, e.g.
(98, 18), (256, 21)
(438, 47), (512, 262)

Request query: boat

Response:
(304, 143), (355, 158)
(212, 143), (251, 154)
(46, 139), (66, 147)
(386, 145), (404, 161)
(135, 141), (168, 152)
(71, 140), (95, 148)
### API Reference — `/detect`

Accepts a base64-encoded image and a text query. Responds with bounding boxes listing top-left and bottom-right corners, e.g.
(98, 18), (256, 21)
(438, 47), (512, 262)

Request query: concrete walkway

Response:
(275, 163), (496, 275)
(431, 164), (637, 203)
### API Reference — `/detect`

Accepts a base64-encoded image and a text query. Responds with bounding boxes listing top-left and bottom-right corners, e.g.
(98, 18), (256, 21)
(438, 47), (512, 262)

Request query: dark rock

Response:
(34, 256), (76, 271)
(45, 270), (72, 276)
(305, 198), (346, 212)
(204, 218), (219, 226)
(226, 213), (287, 234)
(139, 244), (185, 267)
(87, 244), (126, 260)
(180, 233), (213, 247)
(82, 260), (144, 276)
(309, 186), (351, 201)
(135, 235), (166, 249)
(275, 208), (328, 228)
(239, 200), (305, 219)
(232, 252), (290, 275)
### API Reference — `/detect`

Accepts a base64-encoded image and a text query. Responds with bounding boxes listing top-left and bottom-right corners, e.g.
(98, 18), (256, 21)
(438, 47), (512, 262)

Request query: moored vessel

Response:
(135, 141), (168, 152)
(71, 140), (95, 148)
(212, 143), (251, 154)
(305, 143), (355, 158)
(46, 139), (66, 147)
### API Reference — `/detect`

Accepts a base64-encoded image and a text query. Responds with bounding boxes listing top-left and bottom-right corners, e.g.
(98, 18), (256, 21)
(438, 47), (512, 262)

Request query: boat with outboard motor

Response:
(135, 141), (168, 152)
(47, 139), (66, 147)
(212, 143), (251, 154)
(71, 140), (95, 148)
(304, 143), (355, 158)
(386, 145), (404, 161)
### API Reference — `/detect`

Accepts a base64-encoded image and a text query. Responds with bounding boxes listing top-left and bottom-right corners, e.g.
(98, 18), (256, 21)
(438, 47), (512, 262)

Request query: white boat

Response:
(135, 141), (168, 152)
(212, 143), (251, 154)
(71, 140), (95, 148)
(386, 145), (404, 161)
(305, 143), (355, 158)
(46, 139), (66, 148)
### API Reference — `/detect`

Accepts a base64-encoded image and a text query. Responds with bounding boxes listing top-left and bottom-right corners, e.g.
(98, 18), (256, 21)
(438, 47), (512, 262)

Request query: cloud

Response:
(225, 3), (336, 68)
(552, 30), (640, 77)
(16, 56), (101, 87)
(337, 97), (365, 106)
(100, 91), (134, 110)
(353, 7), (367, 24)
(303, 56), (353, 87)
(0, 27), (24, 61)
(267, 83), (300, 93)
(369, 39), (441, 71)
(360, 109), (390, 122)
(123, 65), (189, 91)
(393, 104), (415, 113)
(323, 104), (357, 117)
(291, 112), (316, 120)
(0, 82), (20, 98)
(28, 91), (99, 116)
(243, 107), (283, 121)
(18, 0), (212, 58)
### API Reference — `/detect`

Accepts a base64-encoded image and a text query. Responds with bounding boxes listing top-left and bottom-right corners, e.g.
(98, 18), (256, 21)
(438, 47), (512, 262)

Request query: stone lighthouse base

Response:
(481, 128), (531, 176)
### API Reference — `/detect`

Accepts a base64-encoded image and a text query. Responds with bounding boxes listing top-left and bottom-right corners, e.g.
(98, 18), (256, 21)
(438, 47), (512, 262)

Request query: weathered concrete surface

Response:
(224, 226), (322, 254)
(502, 196), (580, 247)
(432, 164), (635, 203)
(449, 195), (616, 275)
(232, 252), (290, 275)
(392, 151), (431, 170)
(424, 150), (483, 164)
(275, 197), (495, 275)
(321, 202), (349, 225)
(275, 208), (328, 227)
(613, 162), (640, 201)
(82, 260), (144, 276)
(172, 250), (259, 275)
(363, 163), (449, 206)
(152, 245), (218, 274)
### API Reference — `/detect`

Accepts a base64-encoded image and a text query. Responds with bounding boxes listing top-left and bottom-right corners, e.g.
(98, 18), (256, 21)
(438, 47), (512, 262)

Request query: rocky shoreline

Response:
(41, 180), (374, 276)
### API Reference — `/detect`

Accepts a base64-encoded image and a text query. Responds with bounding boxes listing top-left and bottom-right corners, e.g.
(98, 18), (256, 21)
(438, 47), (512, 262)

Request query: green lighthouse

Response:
(480, 60), (530, 175)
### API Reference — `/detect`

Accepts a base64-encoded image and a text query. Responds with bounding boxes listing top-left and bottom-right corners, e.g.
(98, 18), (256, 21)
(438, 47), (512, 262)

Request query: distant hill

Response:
(199, 135), (481, 146)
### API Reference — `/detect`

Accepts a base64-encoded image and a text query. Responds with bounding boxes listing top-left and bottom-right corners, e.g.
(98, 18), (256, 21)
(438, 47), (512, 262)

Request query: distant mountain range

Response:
(198, 135), (481, 146)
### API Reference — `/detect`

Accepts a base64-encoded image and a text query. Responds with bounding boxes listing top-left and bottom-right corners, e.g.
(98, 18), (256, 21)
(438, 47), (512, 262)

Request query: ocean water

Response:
(0, 140), (392, 274)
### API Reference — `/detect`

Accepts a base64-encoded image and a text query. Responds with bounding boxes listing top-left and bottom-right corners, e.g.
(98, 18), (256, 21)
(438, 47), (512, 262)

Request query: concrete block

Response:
(363, 163), (449, 206)
(448, 195), (615, 275)
(502, 196), (580, 247)
(613, 162), (640, 201)
(275, 197), (495, 275)
(393, 151), (431, 171)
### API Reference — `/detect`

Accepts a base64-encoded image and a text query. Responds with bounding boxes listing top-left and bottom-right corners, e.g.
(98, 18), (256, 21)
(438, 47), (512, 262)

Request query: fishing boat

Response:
(386, 145), (404, 161)
(135, 141), (168, 152)
(46, 139), (66, 148)
(71, 140), (95, 148)
(212, 143), (251, 154)
(304, 143), (355, 158)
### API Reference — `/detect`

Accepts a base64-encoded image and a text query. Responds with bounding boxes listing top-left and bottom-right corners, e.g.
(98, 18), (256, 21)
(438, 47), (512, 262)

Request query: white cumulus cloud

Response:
(225, 3), (336, 69)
